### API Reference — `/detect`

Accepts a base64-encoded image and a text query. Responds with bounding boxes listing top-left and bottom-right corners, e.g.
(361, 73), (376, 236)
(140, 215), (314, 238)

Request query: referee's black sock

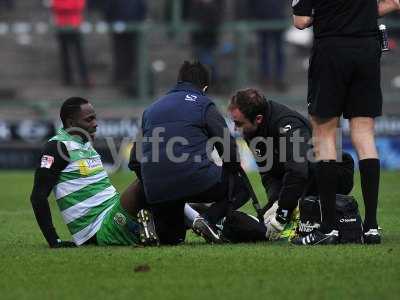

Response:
(359, 159), (380, 230)
(316, 160), (337, 234)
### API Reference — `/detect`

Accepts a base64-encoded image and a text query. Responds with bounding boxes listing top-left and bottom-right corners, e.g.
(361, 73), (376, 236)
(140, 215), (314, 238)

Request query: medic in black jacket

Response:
(228, 88), (354, 239)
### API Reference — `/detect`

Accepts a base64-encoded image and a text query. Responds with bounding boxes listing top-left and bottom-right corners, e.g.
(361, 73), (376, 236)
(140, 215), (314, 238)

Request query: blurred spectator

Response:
(87, 0), (104, 11)
(164, 0), (187, 22)
(234, 0), (248, 20)
(0, 0), (14, 11)
(103, 0), (147, 95)
(51, 0), (91, 87)
(187, 0), (224, 85)
(249, 0), (287, 91)
(164, 0), (191, 39)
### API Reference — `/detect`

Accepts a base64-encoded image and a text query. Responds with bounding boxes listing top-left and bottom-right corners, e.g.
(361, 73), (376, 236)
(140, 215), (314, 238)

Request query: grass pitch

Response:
(0, 171), (399, 300)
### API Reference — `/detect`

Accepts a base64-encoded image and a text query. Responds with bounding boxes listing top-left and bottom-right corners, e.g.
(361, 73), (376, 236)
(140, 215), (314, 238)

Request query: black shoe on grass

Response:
(137, 209), (160, 246)
(192, 217), (222, 244)
(291, 230), (339, 246)
(363, 228), (381, 244)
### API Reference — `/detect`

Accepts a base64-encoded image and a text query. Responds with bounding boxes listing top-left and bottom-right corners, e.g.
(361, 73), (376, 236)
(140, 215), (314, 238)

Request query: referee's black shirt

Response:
(292, 0), (379, 39)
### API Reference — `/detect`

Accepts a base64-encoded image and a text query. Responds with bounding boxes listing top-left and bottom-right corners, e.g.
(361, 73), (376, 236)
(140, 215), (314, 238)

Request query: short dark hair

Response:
(60, 97), (89, 128)
(228, 88), (267, 122)
(177, 61), (210, 90)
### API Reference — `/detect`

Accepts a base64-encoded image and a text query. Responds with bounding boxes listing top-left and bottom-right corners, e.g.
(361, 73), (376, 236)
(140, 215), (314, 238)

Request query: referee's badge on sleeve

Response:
(40, 155), (54, 169)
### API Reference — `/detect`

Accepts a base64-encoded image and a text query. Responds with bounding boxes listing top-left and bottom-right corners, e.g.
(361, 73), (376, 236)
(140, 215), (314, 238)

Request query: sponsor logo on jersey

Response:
(185, 94), (198, 102)
(78, 157), (103, 176)
(40, 155), (54, 169)
(86, 157), (102, 169)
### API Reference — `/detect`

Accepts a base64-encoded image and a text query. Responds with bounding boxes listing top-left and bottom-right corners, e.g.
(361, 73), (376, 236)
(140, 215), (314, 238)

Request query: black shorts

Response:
(145, 167), (250, 245)
(307, 37), (382, 119)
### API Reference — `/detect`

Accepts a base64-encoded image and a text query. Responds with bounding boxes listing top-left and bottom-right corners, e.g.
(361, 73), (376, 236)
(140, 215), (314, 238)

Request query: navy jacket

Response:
(140, 82), (224, 204)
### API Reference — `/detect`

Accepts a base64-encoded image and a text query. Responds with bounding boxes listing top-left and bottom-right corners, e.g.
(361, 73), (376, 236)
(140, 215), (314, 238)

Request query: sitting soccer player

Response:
(30, 97), (159, 248)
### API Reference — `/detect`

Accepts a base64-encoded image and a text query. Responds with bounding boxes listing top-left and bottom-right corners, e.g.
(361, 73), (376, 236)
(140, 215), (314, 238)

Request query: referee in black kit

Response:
(291, 0), (400, 245)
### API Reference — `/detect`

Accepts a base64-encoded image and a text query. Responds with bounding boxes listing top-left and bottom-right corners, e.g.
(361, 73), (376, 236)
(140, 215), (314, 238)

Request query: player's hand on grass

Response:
(50, 239), (76, 248)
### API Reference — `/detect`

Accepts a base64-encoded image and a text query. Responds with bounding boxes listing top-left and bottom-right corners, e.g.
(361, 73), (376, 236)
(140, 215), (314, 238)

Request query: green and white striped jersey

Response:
(50, 129), (119, 245)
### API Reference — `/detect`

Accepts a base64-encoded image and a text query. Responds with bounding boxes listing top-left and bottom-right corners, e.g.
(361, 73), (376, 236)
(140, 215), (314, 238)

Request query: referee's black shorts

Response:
(307, 36), (382, 119)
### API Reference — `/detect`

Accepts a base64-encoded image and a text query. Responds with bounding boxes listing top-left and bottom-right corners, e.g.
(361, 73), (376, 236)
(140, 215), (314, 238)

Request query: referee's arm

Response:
(30, 141), (70, 248)
(292, 0), (313, 30)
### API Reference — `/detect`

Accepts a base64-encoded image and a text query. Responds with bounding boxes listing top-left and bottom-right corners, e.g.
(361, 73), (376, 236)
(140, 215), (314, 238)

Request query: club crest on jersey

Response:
(114, 213), (127, 226)
(40, 155), (54, 169)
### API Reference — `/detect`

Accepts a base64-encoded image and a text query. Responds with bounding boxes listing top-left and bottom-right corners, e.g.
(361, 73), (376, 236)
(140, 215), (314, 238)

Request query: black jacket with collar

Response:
(246, 100), (312, 210)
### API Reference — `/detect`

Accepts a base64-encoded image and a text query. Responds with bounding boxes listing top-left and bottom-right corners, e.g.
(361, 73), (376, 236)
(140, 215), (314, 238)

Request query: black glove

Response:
(50, 239), (76, 248)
